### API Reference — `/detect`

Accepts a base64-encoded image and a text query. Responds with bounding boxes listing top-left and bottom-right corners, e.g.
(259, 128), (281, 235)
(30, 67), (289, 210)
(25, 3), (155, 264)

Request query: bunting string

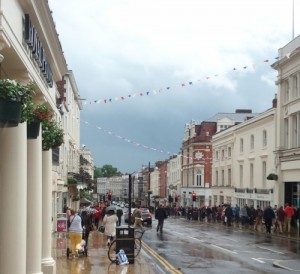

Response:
(81, 119), (213, 163)
(79, 56), (282, 106)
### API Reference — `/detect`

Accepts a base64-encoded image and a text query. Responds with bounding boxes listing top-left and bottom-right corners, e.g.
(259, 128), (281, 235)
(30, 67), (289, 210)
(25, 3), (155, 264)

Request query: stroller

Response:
(67, 226), (88, 258)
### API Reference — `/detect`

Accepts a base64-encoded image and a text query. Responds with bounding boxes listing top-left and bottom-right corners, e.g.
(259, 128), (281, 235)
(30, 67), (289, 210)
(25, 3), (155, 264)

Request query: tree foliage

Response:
(94, 164), (122, 178)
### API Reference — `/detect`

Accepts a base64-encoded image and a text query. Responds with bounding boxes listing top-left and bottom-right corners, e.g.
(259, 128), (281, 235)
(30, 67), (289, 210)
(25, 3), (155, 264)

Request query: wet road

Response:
(142, 217), (300, 274)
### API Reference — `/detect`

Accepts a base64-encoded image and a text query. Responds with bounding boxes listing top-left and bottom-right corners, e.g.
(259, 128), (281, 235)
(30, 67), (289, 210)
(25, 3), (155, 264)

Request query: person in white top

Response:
(103, 209), (118, 246)
(68, 209), (83, 258)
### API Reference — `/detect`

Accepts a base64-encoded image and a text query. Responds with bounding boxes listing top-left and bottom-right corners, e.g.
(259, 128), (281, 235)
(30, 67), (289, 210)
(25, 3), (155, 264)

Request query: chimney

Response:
(272, 94), (277, 108)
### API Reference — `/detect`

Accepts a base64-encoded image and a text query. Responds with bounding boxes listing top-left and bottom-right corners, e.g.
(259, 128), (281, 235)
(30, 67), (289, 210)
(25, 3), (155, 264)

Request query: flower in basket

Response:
(42, 119), (64, 150)
(0, 79), (34, 103)
(21, 102), (53, 124)
(267, 173), (278, 180)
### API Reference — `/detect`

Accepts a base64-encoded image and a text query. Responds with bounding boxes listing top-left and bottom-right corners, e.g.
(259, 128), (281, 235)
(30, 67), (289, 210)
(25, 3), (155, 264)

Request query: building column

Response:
(0, 124), (27, 274)
(27, 126), (43, 274)
(41, 150), (56, 274)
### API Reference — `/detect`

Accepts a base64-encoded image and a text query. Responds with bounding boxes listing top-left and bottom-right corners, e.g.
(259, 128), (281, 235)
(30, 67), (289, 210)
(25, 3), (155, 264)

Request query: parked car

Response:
(140, 208), (152, 225)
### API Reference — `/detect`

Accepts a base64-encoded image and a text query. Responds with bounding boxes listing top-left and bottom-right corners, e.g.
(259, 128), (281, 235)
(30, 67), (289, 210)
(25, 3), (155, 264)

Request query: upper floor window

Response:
(291, 113), (300, 148)
(221, 149), (225, 160)
(221, 169), (224, 186)
(284, 118), (289, 149)
(228, 168), (231, 186)
(262, 161), (267, 188)
(196, 169), (202, 187)
(228, 147), (232, 158)
(293, 74), (299, 98)
(284, 80), (289, 103)
(240, 138), (244, 153)
(262, 130), (267, 147)
(216, 150), (219, 160)
(215, 170), (219, 186)
(250, 163), (254, 188)
(239, 165), (243, 187)
(250, 134), (254, 151)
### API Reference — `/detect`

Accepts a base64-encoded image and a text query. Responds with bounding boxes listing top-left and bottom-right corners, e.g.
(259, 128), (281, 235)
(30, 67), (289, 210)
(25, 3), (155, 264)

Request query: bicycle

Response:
(107, 229), (145, 263)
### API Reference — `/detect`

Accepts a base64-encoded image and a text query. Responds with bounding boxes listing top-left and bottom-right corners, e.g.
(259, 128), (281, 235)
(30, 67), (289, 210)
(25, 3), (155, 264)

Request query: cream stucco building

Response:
(0, 1), (81, 273)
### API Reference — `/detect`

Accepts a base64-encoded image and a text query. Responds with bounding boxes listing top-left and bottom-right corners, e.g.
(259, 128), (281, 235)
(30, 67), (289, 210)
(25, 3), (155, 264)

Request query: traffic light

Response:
(192, 192), (196, 201)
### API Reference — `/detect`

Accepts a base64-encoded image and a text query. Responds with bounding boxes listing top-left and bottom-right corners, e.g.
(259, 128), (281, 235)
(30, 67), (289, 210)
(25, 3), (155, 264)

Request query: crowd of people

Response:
(168, 203), (300, 235)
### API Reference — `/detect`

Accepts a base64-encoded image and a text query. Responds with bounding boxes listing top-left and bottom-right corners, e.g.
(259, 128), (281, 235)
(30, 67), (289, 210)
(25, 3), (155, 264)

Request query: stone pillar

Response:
(0, 123), (27, 274)
(41, 150), (56, 274)
(27, 125), (43, 274)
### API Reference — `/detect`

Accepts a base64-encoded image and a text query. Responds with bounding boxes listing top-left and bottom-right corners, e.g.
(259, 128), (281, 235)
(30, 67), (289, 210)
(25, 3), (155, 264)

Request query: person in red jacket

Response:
(284, 203), (294, 233)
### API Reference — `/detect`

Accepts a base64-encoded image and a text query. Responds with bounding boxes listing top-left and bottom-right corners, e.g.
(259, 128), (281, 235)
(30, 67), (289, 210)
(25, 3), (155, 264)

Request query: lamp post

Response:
(148, 161), (150, 208)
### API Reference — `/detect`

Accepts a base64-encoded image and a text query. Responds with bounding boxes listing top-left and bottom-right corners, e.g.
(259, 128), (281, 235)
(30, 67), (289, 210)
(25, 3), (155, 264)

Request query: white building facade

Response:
(272, 35), (300, 207)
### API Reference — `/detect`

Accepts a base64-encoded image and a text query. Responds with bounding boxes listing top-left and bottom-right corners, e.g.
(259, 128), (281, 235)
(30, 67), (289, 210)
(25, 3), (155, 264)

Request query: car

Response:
(140, 208), (152, 225)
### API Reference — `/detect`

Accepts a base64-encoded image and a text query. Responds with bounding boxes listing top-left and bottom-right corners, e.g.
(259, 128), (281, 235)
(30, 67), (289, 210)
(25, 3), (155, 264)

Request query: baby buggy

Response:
(67, 226), (88, 258)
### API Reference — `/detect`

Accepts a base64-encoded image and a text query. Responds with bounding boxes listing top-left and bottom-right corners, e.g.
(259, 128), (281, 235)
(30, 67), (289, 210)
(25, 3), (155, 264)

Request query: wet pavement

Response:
(52, 229), (181, 274)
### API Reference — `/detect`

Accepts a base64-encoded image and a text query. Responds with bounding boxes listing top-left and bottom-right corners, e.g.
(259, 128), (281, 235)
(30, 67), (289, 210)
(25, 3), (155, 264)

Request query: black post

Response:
(128, 174), (132, 227)
(148, 161), (150, 208)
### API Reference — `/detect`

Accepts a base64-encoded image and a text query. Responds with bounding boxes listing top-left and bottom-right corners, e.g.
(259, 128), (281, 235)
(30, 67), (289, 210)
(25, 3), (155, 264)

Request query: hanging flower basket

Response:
(27, 121), (41, 139)
(267, 173), (278, 180)
(0, 99), (22, 127)
(0, 79), (34, 127)
(42, 119), (64, 151)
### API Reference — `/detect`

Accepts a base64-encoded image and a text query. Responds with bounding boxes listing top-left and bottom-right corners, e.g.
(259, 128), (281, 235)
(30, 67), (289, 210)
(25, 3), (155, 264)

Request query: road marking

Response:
(257, 246), (284, 254)
(188, 237), (204, 242)
(211, 244), (237, 254)
(142, 241), (182, 274)
(252, 258), (265, 263)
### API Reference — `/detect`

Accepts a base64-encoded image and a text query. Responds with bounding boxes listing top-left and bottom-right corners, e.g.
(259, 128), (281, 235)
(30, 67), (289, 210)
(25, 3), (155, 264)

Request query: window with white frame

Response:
(240, 138), (244, 153)
(284, 80), (289, 102)
(291, 113), (299, 148)
(221, 149), (225, 160)
(215, 170), (219, 186)
(250, 134), (254, 151)
(196, 169), (202, 186)
(239, 165), (243, 187)
(262, 161), (267, 188)
(216, 150), (219, 160)
(228, 147), (232, 158)
(262, 130), (267, 147)
(293, 74), (298, 98)
(284, 118), (289, 149)
(250, 163), (254, 188)
(221, 169), (224, 186)
(228, 168), (231, 186)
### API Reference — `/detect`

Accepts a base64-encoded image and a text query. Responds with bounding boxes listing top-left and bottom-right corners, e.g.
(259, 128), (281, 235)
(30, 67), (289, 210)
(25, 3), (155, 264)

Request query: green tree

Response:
(94, 164), (122, 178)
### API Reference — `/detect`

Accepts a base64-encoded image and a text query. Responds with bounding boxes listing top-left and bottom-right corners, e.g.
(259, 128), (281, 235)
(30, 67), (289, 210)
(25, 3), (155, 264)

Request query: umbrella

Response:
(79, 198), (93, 206)
(106, 205), (116, 212)
(78, 207), (98, 215)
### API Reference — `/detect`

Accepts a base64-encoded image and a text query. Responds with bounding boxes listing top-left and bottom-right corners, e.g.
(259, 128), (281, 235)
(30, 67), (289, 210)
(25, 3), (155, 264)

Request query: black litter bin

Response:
(116, 226), (135, 264)
(193, 209), (199, 221)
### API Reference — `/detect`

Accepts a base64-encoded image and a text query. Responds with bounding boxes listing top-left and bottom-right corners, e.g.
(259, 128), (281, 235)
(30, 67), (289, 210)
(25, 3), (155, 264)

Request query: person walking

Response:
(116, 208), (123, 226)
(155, 204), (168, 233)
(254, 205), (263, 232)
(263, 205), (275, 234)
(224, 205), (233, 226)
(68, 209), (83, 259)
(103, 209), (118, 246)
(132, 206), (144, 231)
(284, 203), (294, 233)
(276, 206), (285, 233)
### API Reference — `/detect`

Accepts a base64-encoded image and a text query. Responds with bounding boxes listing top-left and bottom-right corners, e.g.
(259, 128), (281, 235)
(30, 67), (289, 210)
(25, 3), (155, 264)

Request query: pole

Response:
(148, 162), (150, 208)
(128, 174), (132, 227)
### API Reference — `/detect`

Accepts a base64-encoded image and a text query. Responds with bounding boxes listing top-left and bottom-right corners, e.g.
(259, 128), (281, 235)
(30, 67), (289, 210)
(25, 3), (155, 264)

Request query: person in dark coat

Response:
(225, 205), (233, 226)
(263, 205), (275, 234)
(116, 208), (123, 226)
(155, 204), (168, 233)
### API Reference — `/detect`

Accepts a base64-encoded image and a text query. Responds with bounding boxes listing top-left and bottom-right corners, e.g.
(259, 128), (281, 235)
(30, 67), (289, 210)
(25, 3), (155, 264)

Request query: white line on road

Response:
(257, 246), (284, 254)
(252, 258), (265, 264)
(188, 237), (205, 242)
(211, 244), (237, 254)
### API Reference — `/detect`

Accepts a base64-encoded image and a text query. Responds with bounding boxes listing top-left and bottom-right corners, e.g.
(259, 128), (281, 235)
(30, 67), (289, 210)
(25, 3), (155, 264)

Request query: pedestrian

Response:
(224, 205), (233, 226)
(132, 206), (144, 231)
(155, 204), (168, 233)
(276, 206), (285, 233)
(284, 203), (294, 233)
(263, 205), (275, 234)
(116, 208), (123, 226)
(68, 209), (83, 259)
(254, 205), (263, 232)
(240, 205), (248, 226)
(103, 209), (118, 246)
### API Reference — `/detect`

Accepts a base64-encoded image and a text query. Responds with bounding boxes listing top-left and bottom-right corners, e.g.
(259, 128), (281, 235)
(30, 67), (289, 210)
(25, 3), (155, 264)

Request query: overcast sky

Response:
(49, 0), (299, 174)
